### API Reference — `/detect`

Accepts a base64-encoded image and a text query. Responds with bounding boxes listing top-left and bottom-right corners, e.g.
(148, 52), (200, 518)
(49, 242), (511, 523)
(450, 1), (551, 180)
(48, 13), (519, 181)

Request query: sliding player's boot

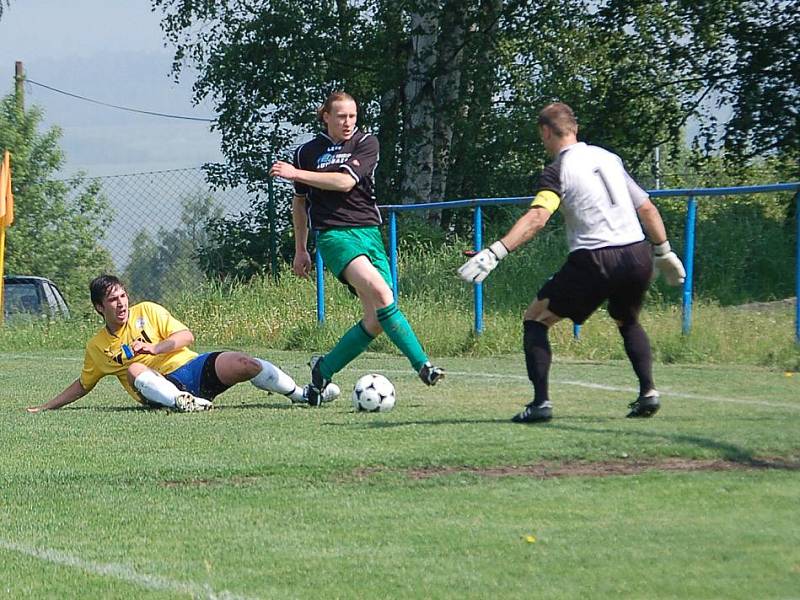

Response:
(306, 355), (332, 407)
(173, 392), (213, 413)
(299, 382), (341, 404)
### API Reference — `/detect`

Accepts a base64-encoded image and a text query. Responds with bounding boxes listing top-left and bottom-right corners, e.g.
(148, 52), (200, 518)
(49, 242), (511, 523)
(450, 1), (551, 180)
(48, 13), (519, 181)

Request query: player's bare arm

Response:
(27, 378), (87, 413)
(636, 199), (668, 244)
(458, 207), (552, 284)
(637, 198), (686, 286)
(500, 206), (553, 252)
(291, 194), (312, 278)
(270, 160), (355, 192)
(131, 329), (194, 356)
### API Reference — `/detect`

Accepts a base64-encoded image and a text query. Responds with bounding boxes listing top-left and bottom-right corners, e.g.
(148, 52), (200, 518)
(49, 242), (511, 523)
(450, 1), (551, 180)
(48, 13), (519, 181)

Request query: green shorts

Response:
(317, 226), (393, 291)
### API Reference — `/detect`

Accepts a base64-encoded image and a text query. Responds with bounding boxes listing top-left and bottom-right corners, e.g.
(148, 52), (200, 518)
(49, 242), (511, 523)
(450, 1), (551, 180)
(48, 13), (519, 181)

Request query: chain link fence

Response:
(73, 165), (797, 309)
(77, 167), (294, 303)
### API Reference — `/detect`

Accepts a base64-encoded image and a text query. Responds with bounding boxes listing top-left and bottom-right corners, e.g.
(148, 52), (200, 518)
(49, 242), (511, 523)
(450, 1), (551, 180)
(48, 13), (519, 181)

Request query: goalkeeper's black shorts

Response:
(537, 240), (653, 325)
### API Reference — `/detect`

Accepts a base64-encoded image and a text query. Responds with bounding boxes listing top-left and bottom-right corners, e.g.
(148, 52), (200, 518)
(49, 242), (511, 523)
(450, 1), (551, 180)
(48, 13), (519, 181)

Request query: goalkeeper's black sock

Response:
(523, 320), (551, 406)
(618, 321), (655, 395)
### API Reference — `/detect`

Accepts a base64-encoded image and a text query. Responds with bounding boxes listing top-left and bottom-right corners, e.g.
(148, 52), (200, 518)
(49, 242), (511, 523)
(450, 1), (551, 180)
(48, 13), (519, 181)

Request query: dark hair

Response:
(537, 102), (578, 137)
(89, 274), (125, 309)
(317, 90), (357, 124)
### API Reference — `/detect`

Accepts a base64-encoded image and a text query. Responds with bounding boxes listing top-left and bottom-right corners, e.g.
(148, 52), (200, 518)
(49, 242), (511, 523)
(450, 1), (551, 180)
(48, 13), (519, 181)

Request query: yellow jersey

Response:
(79, 302), (198, 403)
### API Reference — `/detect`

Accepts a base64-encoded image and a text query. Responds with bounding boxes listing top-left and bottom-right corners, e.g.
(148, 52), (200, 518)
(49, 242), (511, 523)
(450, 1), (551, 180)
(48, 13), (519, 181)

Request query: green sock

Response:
(321, 321), (375, 378)
(376, 302), (428, 371)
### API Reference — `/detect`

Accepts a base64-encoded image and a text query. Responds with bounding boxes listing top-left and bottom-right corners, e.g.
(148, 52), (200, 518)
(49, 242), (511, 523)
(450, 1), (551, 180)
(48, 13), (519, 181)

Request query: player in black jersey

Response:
(270, 92), (444, 406)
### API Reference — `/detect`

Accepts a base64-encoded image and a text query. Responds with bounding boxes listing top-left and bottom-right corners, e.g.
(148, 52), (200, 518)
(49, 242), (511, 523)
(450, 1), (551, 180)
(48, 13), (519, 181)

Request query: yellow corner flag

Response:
(0, 150), (13, 226)
(0, 150), (13, 324)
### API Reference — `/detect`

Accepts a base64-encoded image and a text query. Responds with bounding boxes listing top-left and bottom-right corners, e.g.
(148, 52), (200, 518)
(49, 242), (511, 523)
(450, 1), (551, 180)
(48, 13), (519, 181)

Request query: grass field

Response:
(1, 349), (799, 599)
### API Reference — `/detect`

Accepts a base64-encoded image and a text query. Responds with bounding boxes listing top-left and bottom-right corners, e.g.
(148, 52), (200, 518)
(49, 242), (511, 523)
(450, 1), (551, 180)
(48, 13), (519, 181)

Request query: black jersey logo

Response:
(317, 146), (351, 170)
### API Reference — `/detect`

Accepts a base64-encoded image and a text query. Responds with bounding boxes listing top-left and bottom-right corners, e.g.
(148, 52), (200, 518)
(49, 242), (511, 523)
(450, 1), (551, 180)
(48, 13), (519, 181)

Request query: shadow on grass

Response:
(548, 422), (769, 466)
(65, 401), (294, 412)
(215, 402), (295, 410)
(346, 417), (798, 469)
(64, 405), (154, 412)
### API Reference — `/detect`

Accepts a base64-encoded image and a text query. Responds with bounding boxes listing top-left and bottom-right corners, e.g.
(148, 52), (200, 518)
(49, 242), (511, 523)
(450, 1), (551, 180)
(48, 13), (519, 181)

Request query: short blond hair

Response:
(537, 102), (578, 137)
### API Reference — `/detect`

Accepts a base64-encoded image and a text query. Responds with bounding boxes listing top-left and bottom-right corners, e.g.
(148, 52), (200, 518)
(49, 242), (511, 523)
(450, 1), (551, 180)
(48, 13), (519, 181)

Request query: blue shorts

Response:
(164, 351), (230, 400)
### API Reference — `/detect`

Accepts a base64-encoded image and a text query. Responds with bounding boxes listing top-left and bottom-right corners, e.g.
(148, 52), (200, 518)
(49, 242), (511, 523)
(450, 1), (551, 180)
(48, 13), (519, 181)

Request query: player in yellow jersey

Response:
(26, 275), (339, 412)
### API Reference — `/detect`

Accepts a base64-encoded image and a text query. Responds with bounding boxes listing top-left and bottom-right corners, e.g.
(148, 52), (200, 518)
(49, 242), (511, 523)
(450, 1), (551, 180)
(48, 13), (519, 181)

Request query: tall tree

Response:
(400, 1), (439, 204)
(0, 93), (113, 306)
(718, 1), (799, 160)
(153, 0), (797, 213)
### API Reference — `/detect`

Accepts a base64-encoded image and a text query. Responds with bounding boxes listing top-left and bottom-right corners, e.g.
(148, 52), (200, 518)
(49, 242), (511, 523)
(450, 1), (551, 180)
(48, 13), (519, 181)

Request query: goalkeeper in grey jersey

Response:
(458, 102), (685, 423)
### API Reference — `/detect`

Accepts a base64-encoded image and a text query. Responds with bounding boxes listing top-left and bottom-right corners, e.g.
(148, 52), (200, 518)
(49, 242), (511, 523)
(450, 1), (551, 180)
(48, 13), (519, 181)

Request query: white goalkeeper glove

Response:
(652, 241), (686, 286)
(457, 241), (509, 283)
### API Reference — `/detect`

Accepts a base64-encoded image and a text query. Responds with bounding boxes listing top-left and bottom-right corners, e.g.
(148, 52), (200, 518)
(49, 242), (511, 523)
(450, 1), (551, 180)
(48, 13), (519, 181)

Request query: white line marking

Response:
(0, 539), (258, 600)
(3, 354), (795, 410)
(377, 368), (800, 411)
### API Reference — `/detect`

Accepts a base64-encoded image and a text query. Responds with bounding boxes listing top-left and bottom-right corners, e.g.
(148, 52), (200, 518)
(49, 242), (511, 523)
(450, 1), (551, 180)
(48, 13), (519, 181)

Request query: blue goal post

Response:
(314, 182), (800, 345)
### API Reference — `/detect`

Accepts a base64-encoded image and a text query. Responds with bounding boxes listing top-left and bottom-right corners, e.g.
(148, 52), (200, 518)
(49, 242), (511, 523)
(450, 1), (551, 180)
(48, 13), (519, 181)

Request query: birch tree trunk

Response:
(400, 2), (439, 205)
(430, 0), (468, 220)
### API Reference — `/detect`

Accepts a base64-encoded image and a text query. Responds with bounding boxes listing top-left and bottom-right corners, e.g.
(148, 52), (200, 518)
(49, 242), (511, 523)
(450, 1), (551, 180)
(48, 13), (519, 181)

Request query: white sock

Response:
(133, 370), (180, 408)
(250, 358), (304, 402)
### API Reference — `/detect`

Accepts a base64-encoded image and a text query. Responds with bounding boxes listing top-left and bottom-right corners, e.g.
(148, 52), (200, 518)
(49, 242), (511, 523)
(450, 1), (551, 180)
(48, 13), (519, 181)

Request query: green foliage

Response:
(152, 0), (798, 281)
(645, 150), (799, 305)
(715, 2), (800, 158)
(123, 192), (223, 302)
(0, 93), (114, 307)
(152, 1), (796, 207)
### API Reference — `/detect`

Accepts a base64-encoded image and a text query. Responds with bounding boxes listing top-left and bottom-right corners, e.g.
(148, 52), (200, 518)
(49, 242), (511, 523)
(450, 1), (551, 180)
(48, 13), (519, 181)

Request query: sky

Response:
(0, 0), (223, 177)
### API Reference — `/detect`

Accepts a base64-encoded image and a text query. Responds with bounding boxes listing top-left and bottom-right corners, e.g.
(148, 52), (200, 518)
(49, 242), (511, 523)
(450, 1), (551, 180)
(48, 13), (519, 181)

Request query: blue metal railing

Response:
(473, 206), (483, 333)
(682, 197), (697, 334)
(315, 182), (800, 344)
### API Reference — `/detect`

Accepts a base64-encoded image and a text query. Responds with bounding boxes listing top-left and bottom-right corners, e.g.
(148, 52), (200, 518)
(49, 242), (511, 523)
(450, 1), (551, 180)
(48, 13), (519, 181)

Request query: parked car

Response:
(2, 275), (71, 320)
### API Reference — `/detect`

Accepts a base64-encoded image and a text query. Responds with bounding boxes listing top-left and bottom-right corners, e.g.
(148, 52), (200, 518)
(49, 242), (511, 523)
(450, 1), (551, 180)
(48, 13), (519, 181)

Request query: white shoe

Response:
(174, 392), (213, 412)
(301, 382), (341, 404)
(322, 383), (341, 403)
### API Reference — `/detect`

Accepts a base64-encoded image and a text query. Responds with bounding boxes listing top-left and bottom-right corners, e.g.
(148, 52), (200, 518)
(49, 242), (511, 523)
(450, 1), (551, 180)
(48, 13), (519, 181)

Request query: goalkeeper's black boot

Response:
(307, 355), (332, 407)
(418, 362), (445, 386)
(626, 391), (660, 418)
(511, 400), (553, 423)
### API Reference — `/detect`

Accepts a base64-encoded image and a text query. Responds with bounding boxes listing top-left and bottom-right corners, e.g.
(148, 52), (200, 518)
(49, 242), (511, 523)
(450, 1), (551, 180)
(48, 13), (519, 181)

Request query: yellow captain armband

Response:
(530, 190), (560, 214)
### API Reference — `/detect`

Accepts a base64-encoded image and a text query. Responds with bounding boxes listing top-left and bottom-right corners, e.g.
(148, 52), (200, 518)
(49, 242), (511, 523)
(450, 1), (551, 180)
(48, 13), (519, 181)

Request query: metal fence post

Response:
(682, 196), (697, 334)
(795, 191), (800, 344)
(389, 210), (399, 302)
(474, 206), (483, 334)
(315, 230), (325, 324)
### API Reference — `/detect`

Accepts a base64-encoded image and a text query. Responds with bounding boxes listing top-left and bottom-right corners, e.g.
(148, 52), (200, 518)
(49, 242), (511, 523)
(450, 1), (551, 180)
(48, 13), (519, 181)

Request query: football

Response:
(351, 373), (396, 413)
